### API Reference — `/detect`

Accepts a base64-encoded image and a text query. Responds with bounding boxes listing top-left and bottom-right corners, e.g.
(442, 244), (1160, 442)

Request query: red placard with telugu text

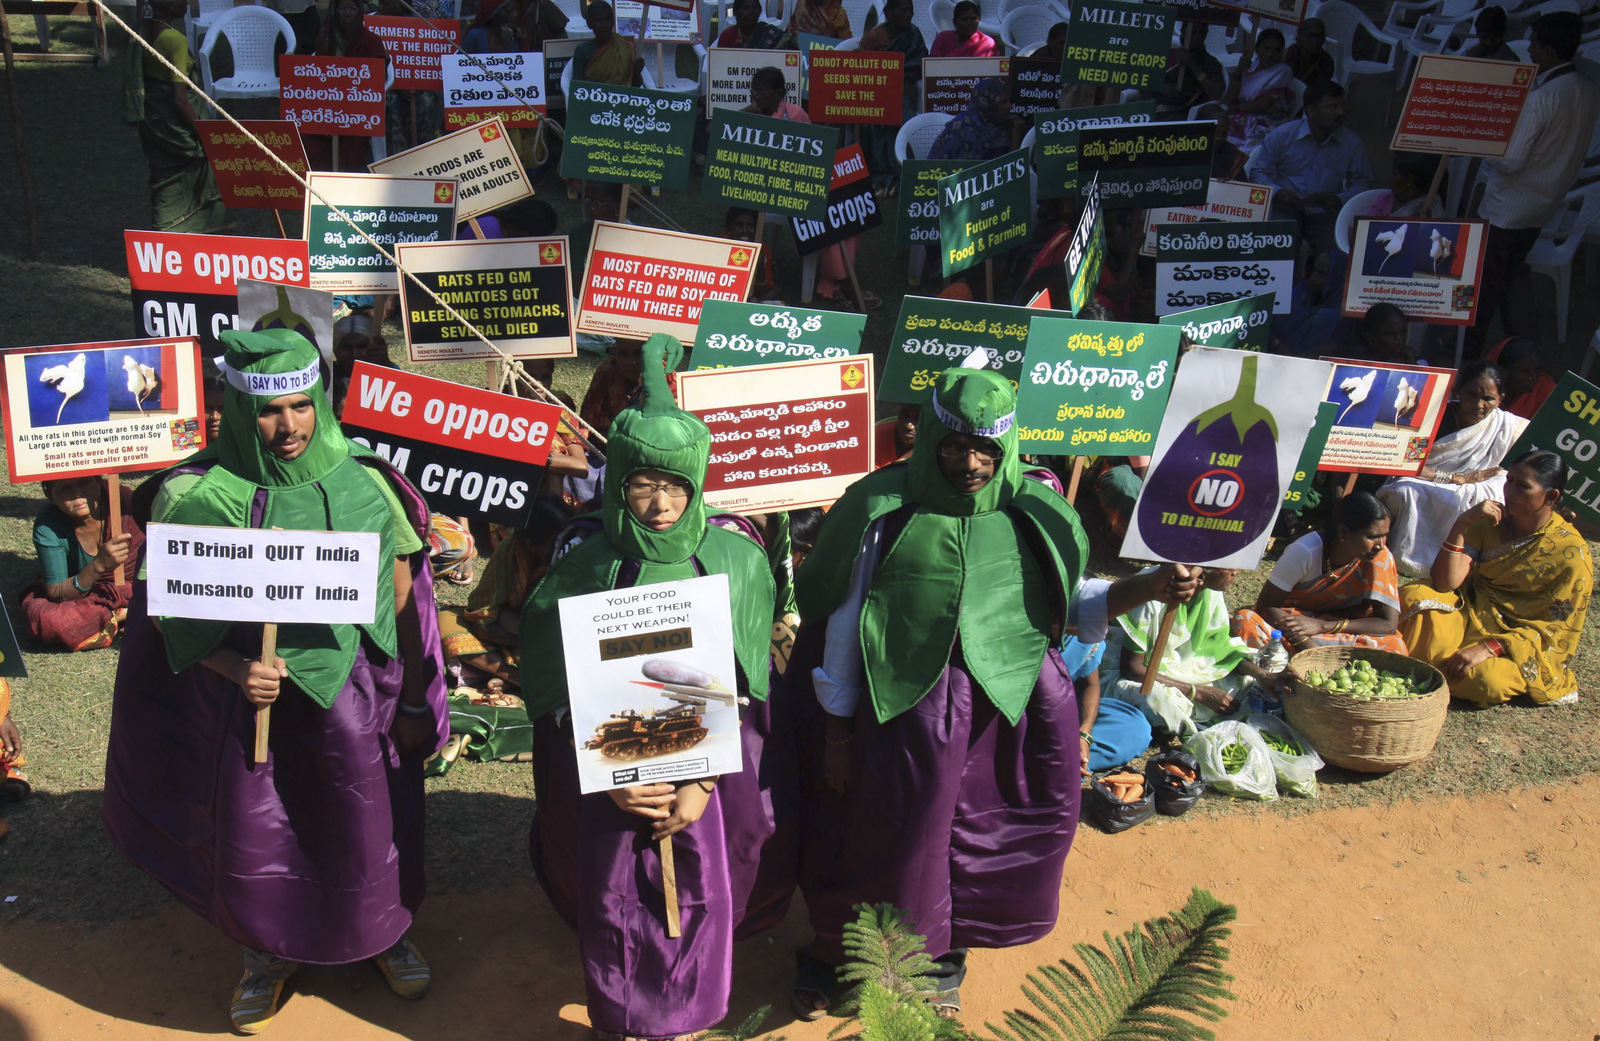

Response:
(1390, 54), (1536, 159)
(196, 120), (309, 209)
(807, 51), (904, 125)
(366, 16), (460, 92)
(278, 55), (386, 137)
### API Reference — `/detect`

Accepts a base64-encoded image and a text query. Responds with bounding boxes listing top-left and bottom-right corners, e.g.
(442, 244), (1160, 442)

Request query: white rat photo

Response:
(37, 352), (87, 424)
(121, 355), (161, 412)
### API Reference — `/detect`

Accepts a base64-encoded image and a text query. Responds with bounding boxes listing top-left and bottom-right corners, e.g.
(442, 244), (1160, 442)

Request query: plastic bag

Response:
(1183, 720), (1278, 801)
(1248, 712), (1324, 799)
(1084, 771), (1156, 834)
(1143, 750), (1205, 816)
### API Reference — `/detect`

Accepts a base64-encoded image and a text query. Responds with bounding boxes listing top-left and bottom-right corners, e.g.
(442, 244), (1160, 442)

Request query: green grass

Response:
(3, 29), (1600, 928)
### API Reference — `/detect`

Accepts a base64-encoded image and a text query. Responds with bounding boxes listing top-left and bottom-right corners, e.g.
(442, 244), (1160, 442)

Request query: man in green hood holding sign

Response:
(103, 329), (449, 1034)
(788, 352), (1200, 1019)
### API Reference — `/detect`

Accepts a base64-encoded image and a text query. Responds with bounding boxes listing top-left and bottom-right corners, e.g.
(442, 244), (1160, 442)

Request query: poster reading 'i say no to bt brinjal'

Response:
(1122, 348), (1330, 570)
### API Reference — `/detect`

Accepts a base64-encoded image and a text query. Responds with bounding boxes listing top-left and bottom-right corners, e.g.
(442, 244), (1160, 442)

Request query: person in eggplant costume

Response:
(519, 334), (789, 1041)
(788, 352), (1201, 1020)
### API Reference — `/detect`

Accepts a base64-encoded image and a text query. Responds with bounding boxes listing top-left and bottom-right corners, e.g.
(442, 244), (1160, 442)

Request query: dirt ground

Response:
(3, 776), (1597, 1040)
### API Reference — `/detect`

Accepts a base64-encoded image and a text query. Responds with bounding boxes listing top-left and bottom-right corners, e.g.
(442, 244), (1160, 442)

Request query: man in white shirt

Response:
(1474, 11), (1600, 350)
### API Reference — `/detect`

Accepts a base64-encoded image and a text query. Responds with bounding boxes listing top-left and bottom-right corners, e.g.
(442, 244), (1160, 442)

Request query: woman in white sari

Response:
(1379, 361), (1528, 576)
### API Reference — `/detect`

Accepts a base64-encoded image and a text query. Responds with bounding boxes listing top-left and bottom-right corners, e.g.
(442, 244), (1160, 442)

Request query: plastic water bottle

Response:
(1249, 630), (1290, 716)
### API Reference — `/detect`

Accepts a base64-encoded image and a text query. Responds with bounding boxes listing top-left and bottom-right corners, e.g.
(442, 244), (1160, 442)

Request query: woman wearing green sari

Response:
(122, 0), (228, 232)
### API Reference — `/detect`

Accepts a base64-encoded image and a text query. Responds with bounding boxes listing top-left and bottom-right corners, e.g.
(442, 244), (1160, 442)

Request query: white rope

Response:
(100, 0), (607, 450)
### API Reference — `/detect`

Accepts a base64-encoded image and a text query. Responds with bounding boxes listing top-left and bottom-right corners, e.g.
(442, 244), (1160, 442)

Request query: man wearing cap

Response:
(788, 353), (1200, 1019)
(104, 329), (449, 1034)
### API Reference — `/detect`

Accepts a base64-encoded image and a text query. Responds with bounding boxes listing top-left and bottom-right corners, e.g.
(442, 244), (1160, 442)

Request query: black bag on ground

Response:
(1144, 750), (1206, 817)
(1084, 772), (1156, 834)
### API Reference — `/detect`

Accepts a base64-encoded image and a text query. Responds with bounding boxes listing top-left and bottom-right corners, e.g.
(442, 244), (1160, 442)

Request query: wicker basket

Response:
(1282, 647), (1449, 773)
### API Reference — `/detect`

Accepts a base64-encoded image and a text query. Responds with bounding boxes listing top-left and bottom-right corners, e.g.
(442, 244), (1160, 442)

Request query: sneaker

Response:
(372, 934), (431, 999)
(229, 972), (286, 1035)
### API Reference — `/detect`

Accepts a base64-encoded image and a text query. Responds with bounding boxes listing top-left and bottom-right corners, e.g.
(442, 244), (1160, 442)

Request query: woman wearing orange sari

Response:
(1233, 492), (1407, 653)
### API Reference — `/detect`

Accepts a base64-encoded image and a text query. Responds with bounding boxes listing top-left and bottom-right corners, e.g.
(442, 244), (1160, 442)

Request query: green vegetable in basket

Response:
(1300, 656), (1430, 700)
(1220, 739), (1250, 774)
(1260, 730), (1303, 756)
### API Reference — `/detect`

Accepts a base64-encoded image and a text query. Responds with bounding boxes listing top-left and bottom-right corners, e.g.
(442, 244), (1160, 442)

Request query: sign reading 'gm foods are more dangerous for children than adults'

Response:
(370, 118), (530, 224)
(146, 524), (382, 625)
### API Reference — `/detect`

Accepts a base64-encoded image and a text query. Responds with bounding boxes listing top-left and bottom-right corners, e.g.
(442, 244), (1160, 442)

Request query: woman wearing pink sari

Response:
(1223, 29), (1295, 160)
(930, 1), (998, 57)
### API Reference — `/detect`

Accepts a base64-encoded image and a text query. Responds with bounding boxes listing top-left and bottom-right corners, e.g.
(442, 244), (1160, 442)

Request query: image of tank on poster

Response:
(1316, 358), (1455, 475)
(558, 573), (744, 794)
(1343, 218), (1488, 326)
(236, 279), (336, 367)
(1122, 348), (1330, 570)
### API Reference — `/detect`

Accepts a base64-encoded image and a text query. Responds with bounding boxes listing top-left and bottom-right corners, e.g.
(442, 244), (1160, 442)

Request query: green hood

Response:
(905, 352), (1022, 516)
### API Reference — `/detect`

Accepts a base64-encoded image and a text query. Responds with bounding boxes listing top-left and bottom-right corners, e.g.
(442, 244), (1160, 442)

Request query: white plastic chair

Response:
(1001, 7), (1058, 56)
(1309, 0), (1401, 97)
(895, 112), (952, 284)
(1394, 0), (1478, 86)
(1528, 182), (1600, 342)
(187, 0), (248, 58)
(982, 0), (1065, 41)
(560, 59), (660, 99)
(841, 0), (879, 37)
(1580, 326), (1600, 378)
(1380, 0), (1443, 38)
(930, 0), (956, 34)
(199, 6), (295, 100)
(641, 41), (708, 94)
(1332, 188), (1392, 255)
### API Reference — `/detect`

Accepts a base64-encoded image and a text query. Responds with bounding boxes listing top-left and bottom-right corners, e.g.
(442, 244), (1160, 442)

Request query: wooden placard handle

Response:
(254, 621), (279, 765)
(106, 473), (125, 586)
(1138, 604), (1180, 698)
(660, 834), (681, 937)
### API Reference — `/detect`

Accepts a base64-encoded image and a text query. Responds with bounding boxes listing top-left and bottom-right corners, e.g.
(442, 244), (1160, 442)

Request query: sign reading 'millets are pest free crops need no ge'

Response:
(1059, 0), (1179, 92)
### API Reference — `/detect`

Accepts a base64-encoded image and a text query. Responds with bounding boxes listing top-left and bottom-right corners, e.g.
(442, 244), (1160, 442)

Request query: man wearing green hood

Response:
(788, 352), (1200, 1019)
(103, 329), (449, 1034)
(520, 334), (786, 1041)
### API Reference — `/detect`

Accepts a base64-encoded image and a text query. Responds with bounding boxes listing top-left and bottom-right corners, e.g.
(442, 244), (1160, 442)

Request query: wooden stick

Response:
(409, 91), (419, 151)
(486, 359), (499, 390)
(754, 211), (766, 242)
(1, 10), (38, 258)
(984, 258), (994, 302)
(254, 621), (279, 764)
(1420, 157), (1447, 218)
(1341, 471), (1358, 497)
(1138, 603), (1180, 698)
(273, 209), (289, 238)
(1174, 23), (1195, 92)
(838, 240), (867, 312)
(106, 473), (125, 586)
(332, 135), (340, 172)
(618, 182), (631, 223)
(660, 834), (681, 937)
(1064, 455), (1085, 505)
(468, 216), (487, 240)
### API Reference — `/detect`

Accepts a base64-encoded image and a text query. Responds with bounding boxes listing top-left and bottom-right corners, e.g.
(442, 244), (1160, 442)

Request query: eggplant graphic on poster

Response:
(253, 284), (319, 344)
(1136, 353), (1281, 562)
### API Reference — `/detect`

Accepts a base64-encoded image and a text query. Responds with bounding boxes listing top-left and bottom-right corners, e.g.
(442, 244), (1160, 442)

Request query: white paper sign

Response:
(440, 52), (547, 115)
(146, 523), (382, 624)
(1141, 179), (1275, 257)
(707, 48), (802, 112)
(558, 573), (743, 794)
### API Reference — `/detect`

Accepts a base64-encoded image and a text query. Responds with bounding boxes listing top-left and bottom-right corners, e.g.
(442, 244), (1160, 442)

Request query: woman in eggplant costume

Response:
(788, 352), (1199, 1019)
(519, 335), (788, 1041)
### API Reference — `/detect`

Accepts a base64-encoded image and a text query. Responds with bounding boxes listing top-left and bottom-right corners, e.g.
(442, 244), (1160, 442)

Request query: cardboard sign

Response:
(340, 362), (560, 524)
(1010, 56), (1062, 118)
(1159, 293), (1275, 352)
(1059, 0), (1176, 92)
(197, 120), (308, 210)
(1154, 221), (1296, 316)
(559, 573), (743, 795)
(938, 147), (1032, 276)
(1078, 120), (1213, 208)
(1155, 0), (1240, 25)
(1140, 178), (1273, 256)
(1123, 348), (1329, 568)
(896, 158), (974, 246)
(561, 81), (696, 189)
(365, 16), (459, 91)
(370, 118), (530, 223)
(1316, 358), (1454, 476)
(1015, 318), (1180, 453)
(237, 279), (336, 366)
(923, 56), (1008, 114)
(1508, 372), (1600, 526)
(644, 3), (700, 43)
(1212, 0), (1304, 24)
(278, 56), (385, 137)
(396, 237), (575, 362)
(1343, 218), (1489, 326)
(807, 51), (903, 124)
(146, 523), (381, 624)
(304, 172), (456, 293)
(543, 38), (580, 103)
(1066, 177), (1106, 314)
(1285, 401), (1338, 508)
(1391, 54), (1536, 158)
(707, 48), (801, 112)
(880, 296), (1035, 403)
(691, 301), (865, 369)
(1034, 101), (1156, 200)
(791, 144), (884, 256)
(702, 108), (837, 219)
(126, 231), (311, 357)
(641, 0), (695, 11)
(614, 0), (646, 35)
(579, 223), (759, 344)
(442, 52), (546, 130)
(0, 338), (205, 483)
(676, 356), (874, 513)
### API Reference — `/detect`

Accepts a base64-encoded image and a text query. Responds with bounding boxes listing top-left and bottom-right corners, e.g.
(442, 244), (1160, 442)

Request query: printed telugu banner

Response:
(278, 55), (386, 137)
(1342, 217), (1489, 327)
(1315, 357), (1455, 477)
(1390, 54), (1536, 158)
(560, 81), (696, 189)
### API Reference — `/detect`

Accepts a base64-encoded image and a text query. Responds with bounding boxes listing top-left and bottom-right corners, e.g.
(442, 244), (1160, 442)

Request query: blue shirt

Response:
(1245, 117), (1373, 205)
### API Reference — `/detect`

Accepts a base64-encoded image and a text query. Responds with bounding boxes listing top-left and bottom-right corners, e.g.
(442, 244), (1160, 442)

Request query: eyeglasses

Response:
(625, 479), (691, 500)
(936, 439), (1004, 463)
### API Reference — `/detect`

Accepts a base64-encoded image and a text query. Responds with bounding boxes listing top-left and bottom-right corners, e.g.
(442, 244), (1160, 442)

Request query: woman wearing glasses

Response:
(518, 335), (783, 1041)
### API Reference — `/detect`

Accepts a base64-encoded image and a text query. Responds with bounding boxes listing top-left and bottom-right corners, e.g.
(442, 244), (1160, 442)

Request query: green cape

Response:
(795, 357), (1087, 725)
(520, 334), (774, 722)
(152, 329), (402, 707)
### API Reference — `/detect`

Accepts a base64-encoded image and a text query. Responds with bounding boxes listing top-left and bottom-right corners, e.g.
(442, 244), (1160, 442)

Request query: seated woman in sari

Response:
(1222, 29), (1295, 166)
(1488, 337), (1556, 420)
(303, 0), (389, 172)
(929, 1), (998, 57)
(1379, 361), (1527, 576)
(124, 0), (228, 233)
(788, 0), (850, 39)
(859, 0), (928, 195)
(928, 77), (1015, 162)
(0, 677), (25, 806)
(572, 0), (644, 86)
(1400, 450), (1592, 707)
(1233, 492), (1407, 654)
(716, 0), (784, 48)
(21, 476), (143, 652)
(1103, 567), (1271, 737)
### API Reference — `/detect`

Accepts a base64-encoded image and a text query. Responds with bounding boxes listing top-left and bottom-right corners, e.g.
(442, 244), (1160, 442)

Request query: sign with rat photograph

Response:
(0, 338), (206, 484)
(1343, 218), (1488, 326)
(558, 573), (744, 794)
(1315, 358), (1455, 476)
(1122, 348), (1331, 569)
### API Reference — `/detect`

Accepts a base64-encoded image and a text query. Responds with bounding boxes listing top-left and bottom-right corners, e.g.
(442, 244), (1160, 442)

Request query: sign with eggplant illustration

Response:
(1122, 349), (1330, 569)
(1314, 358), (1455, 476)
